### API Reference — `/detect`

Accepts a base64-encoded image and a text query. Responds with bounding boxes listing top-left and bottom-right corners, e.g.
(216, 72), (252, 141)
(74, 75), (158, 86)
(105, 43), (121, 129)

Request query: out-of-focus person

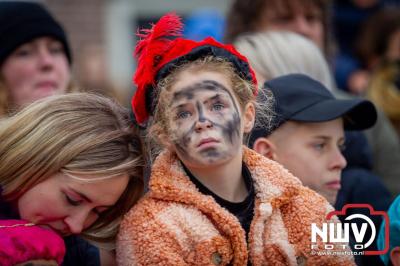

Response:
(0, 1), (73, 117)
(356, 9), (400, 137)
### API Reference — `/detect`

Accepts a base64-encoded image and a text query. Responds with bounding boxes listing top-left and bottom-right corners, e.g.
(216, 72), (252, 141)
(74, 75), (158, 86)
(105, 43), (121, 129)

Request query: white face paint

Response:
(166, 71), (244, 168)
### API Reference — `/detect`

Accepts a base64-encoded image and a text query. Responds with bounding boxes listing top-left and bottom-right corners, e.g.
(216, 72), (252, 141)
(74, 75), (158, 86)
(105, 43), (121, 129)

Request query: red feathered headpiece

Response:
(132, 13), (258, 126)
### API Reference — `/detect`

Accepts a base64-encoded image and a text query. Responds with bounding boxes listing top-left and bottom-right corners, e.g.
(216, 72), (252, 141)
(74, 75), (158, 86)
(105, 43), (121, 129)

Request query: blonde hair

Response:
(0, 93), (144, 243)
(147, 56), (273, 157)
(234, 31), (335, 90)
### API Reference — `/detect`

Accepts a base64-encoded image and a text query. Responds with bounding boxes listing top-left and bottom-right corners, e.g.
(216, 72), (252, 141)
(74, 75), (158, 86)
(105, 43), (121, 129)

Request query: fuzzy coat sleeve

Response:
(116, 198), (235, 266)
(284, 187), (355, 266)
(116, 199), (188, 266)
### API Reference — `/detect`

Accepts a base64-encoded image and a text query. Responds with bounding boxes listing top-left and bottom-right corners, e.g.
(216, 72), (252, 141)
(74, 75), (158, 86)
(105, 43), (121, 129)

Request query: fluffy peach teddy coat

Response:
(117, 147), (354, 266)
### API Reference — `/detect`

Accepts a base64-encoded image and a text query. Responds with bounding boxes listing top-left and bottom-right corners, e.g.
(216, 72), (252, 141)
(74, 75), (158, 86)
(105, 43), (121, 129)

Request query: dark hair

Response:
(224, 0), (333, 56)
(356, 8), (400, 68)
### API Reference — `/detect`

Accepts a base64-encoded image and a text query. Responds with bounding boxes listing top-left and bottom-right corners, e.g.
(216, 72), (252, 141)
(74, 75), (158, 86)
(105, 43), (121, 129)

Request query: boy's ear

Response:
(252, 137), (277, 160)
(390, 246), (400, 266)
(243, 103), (256, 133)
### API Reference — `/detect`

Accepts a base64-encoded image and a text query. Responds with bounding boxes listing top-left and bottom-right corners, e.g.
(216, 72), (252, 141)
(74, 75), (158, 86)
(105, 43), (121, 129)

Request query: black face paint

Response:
(169, 79), (243, 164)
(196, 101), (207, 123)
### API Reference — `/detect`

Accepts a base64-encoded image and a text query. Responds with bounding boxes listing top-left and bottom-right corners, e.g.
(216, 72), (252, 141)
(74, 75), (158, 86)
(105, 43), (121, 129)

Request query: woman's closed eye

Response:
(65, 194), (82, 206)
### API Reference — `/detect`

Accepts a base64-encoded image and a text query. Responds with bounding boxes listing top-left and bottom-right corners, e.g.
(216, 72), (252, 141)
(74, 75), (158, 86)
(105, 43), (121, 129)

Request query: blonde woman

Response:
(0, 93), (144, 265)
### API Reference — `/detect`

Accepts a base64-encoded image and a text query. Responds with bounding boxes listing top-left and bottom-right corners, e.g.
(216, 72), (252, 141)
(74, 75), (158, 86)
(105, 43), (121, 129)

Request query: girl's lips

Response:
(197, 138), (219, 147)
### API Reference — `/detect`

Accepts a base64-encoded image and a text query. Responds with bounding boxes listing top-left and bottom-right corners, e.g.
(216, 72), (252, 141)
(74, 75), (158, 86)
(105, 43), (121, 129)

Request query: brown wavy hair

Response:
(225, 0), (333, 57)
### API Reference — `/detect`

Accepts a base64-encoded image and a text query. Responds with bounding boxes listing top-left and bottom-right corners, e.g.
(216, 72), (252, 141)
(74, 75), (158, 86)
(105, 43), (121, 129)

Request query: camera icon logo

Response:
(311, 204), (390, 255)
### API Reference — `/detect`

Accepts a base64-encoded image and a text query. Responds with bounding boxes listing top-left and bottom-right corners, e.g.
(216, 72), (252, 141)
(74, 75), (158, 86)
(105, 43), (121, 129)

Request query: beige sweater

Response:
(117, 147), (355, 265)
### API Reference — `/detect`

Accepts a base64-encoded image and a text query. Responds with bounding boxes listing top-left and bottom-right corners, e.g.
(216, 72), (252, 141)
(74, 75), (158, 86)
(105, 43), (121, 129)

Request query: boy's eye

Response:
(176, 110), (191, 120)
(211, 103), (224, 111)
(313, 143), (325, 151)
(65, 194), (82, 206)
(338, 143), (346, 152)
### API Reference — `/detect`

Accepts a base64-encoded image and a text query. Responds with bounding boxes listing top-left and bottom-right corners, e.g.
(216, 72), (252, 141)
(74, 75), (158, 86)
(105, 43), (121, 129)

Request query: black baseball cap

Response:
(250, 74), (377, 145)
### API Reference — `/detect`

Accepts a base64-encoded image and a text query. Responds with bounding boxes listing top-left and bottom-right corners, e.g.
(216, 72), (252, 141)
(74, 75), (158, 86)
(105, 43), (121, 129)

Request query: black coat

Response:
(335, 131), (392, 266)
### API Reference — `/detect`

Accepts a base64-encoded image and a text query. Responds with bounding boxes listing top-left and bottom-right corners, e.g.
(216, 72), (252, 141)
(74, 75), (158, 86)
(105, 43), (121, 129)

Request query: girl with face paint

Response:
(117, 13), (356, 266)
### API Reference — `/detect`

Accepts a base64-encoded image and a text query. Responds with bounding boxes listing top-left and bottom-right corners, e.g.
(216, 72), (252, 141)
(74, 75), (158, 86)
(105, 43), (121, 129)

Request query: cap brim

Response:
(290, 99), (377, 130)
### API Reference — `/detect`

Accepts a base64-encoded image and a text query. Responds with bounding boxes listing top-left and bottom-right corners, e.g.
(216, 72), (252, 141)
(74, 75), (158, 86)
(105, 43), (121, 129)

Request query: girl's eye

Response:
(211, 103), (224, 111)
(65, 194), (82, 206)
(176, 111), (191, 120)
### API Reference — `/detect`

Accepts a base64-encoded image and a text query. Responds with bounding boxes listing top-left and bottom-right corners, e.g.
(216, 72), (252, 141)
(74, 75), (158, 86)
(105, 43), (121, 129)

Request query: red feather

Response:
(132, 13), (183, 124)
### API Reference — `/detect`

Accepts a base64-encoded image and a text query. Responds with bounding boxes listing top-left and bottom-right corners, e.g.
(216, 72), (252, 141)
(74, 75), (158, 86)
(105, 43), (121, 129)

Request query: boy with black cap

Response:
(251, 73), (377, 205)
(251, 73), (384, 264)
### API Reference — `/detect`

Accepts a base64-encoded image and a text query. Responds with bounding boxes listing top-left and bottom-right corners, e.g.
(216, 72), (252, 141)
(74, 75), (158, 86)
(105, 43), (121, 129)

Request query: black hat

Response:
(250, 74), (377, 145)
(0, 1), (72, 66)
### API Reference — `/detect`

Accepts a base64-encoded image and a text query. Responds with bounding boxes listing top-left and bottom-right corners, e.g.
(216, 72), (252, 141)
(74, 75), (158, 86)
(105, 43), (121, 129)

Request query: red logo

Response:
(326, 204), (390, 255)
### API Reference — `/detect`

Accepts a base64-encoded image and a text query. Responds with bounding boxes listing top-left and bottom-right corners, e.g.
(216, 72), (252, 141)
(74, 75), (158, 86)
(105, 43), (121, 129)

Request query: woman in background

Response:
(0, 1), (73, 117)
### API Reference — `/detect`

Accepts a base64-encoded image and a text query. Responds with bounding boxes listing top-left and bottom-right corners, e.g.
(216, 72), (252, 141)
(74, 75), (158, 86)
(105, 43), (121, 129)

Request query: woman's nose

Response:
(64, 210), (90, 234)
(37, 48), (55, 69)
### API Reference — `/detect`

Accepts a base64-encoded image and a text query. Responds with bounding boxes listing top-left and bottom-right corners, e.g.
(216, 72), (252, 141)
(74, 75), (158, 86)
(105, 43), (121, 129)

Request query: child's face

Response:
(268, 118), (346, 204)
(165, 70), (247, 168)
